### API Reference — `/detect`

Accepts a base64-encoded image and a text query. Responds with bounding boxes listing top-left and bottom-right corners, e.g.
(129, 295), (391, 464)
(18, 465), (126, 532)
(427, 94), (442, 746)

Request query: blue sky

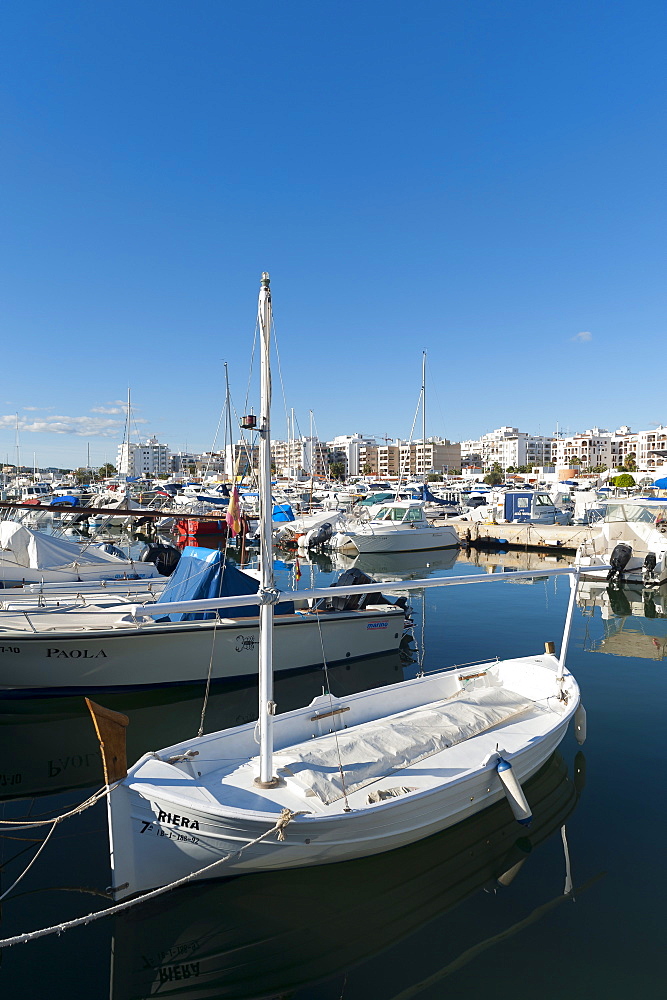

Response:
(1, 0), (665, 468)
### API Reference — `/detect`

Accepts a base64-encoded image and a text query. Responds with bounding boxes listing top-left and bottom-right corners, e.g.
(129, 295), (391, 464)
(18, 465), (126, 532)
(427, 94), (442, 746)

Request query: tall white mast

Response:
(255, 271), (279, 787)
(422, 350), (426, 476)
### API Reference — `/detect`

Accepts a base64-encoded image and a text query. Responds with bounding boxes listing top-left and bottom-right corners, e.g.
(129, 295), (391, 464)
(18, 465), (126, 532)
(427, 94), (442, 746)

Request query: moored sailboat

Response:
(101, 273), (596, 901)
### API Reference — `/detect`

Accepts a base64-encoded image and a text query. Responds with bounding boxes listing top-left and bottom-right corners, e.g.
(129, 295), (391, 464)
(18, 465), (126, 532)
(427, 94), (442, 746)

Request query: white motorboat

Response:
(100, 273), (590, 902)
(330, 500), (460, 553)
(576, 497), (667, 585)
(0, 522), (161, 587)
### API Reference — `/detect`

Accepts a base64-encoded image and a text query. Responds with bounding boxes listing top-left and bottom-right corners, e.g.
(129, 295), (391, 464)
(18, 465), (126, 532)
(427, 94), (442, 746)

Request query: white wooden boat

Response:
(330, 500), (460, 553)
(101, 274), (593, 902)
(110, 751), (580, 1000)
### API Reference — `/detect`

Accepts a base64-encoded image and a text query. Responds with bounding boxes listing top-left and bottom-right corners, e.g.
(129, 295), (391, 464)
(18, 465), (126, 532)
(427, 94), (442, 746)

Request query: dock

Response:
(431, 515), (600, 553)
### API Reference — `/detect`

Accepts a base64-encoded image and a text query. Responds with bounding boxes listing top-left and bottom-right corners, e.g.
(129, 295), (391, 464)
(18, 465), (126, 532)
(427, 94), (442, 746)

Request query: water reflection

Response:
(0, 653), (412, 800)
(578, 581), (667, 659)
(111, 752), (582, 1000)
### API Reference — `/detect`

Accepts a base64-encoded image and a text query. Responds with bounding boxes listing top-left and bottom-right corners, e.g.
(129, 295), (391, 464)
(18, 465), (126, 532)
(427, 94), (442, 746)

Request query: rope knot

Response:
(274, 807), (308, 841)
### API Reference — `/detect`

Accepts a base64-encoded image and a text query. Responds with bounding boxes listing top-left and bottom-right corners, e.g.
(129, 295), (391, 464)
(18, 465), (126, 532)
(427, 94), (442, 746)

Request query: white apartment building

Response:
(271, 437), (329, 478)
(117, 436), (170, 478)
(360, 438), (460, 479)
(326, 434), (377, 478)
(460, 427), (552, 471)
(551, 425), (667, 473)
(629, 425), (667, 471)
(552, 428), (619, 469)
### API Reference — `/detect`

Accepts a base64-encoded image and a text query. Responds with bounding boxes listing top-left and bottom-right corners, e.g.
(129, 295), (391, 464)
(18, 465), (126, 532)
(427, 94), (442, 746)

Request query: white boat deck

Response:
(147, 674), (557, 819)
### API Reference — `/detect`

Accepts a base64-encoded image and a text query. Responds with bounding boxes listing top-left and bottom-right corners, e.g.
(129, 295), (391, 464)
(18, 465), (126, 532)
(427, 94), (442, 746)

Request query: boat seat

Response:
(273, 687), (541, 805)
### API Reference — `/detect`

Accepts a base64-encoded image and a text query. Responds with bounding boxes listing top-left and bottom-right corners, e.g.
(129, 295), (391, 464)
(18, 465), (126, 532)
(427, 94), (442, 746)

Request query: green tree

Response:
(98, 463), (117, 477)
(329, 461), (346, 481)
(613, 473), (636, 488)
(362, 463), (373, 475)
(484, 463), (504, 486)
(624, 453), (637, 472)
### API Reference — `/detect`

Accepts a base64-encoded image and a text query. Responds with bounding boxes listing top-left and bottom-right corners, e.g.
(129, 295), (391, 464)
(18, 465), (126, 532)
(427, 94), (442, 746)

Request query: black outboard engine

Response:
(141, 543), (181, 576)
(607, 542), (633, 581)
(308, 522), (334, 548)
(643, 551), (657, 581)
(326, 568), (378, 611)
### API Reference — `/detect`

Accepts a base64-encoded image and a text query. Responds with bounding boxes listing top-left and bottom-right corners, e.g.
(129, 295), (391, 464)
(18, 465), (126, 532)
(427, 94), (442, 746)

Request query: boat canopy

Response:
(153, 546), (294, 622)
(604, 501), (667, 524)
(48, 494), (79, 506)
(0, 522), (125, 569)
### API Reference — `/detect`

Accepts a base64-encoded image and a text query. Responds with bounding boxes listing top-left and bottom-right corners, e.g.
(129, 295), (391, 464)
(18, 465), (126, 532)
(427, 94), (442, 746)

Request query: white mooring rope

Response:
(0, 807), (305, 949)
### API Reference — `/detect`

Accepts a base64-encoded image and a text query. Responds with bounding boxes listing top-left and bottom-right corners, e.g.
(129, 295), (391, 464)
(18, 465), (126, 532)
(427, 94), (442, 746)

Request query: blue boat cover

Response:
(49, 495), (79, 506)
(272, 503), (295, 522)
(153, 546), (293, 622)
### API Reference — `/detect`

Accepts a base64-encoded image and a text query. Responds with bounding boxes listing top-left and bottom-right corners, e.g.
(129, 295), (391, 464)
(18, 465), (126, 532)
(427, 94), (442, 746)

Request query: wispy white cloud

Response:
(0, 414), (126, 437)
(571, 330), (593, 343)
(23, 405), (55, 412)
(91, 406), (124, 414)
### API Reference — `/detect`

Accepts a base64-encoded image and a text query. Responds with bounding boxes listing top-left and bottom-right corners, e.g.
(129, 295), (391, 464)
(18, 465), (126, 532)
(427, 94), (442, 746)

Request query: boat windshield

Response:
(373, 506), (408, 521)
(535, 494), (553, 506)
(404, 506), (424, 522)
(604, 503), (665, 524)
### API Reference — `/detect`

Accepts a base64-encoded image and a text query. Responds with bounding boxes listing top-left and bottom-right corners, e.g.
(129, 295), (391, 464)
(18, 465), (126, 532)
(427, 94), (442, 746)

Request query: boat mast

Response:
(422, 350), (426, 478)
(255, 271), (279, 787)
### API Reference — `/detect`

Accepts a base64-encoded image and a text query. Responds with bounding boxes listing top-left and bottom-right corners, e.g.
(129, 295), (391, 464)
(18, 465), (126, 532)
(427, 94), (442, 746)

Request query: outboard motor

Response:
(326, 568), (377, 611)
(307, 522), (334, 548)
(141, 543), (181, 576)
(643, 551), (657, 582)
(320, 567), (407, 613)
(607, 542), (633, 581)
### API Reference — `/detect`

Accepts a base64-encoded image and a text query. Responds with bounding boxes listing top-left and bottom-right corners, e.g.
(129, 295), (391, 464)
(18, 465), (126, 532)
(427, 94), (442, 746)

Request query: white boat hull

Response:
(335, 524), (460, 553)
(107, 653), (577, 899)
(0, 607), (406, 694)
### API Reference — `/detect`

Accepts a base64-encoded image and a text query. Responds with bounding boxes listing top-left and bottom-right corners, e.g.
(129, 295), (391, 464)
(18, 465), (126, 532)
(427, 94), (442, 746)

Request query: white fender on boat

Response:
(574, 704), (587, 745)
(496, 757), (532, 826)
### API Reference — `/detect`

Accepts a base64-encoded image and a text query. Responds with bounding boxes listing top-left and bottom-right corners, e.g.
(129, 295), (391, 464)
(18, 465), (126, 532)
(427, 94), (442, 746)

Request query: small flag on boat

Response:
(226, 486), (241, 537)
(295, 556), (302, 581)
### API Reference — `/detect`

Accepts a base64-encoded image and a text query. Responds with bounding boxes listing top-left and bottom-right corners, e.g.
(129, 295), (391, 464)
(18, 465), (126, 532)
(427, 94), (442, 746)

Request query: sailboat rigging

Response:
(99, 273), (596, 901)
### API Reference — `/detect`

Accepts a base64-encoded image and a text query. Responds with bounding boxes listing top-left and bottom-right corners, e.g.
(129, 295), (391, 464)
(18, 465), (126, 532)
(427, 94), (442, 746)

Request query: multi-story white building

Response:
(326, 434), (377, 478)
(552, 428), (620, 470)
(460, 427), (552, 471)
(117, 436), (170, 478)
(630, 426), (667, 471)
(271, 437), (329, 478)
(361, 438), (460, 479)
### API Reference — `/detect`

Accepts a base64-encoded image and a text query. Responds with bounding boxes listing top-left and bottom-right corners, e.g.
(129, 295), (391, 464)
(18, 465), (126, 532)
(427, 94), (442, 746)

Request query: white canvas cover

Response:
(0, 522), (129, 570)
(274, 688), (539, 804)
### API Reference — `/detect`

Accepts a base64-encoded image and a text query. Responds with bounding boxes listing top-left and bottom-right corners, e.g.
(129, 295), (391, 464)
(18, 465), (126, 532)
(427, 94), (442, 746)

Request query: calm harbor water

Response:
(1, 543), (666, 997)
